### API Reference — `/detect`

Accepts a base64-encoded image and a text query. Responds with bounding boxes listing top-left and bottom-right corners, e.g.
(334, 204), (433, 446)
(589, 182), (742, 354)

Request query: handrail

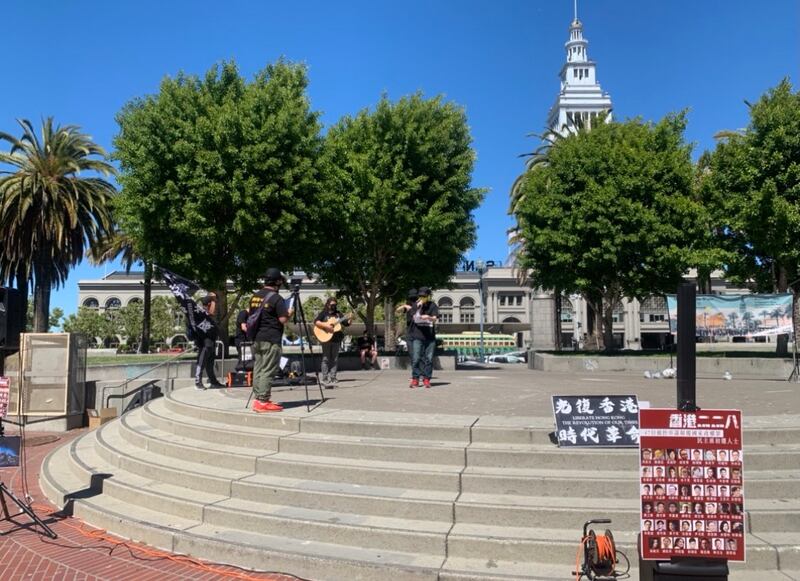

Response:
(101, 347), (196, 409)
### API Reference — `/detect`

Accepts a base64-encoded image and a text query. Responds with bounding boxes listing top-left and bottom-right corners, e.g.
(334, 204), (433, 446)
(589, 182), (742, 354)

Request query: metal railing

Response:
(101, 347), (196, 410)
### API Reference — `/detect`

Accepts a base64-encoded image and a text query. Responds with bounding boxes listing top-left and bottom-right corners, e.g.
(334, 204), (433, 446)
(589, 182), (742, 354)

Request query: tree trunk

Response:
(139, 262), (152, 353)
(365, 292), (376, 336)
(553, 290), (562, 351)
(586, 295), (604, 351)
(384, 297), (396, 352)
(602, 297), (616, 351)
(215, 286), (229, 357)
(776, 265), (789, 355)
(14, 263), (29, 335)
(697, 267), (712, 294)
(32, 265), (51, 333)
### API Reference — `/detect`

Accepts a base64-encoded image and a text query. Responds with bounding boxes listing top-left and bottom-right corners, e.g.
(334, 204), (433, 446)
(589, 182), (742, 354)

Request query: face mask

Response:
(329, 304), (337, 310)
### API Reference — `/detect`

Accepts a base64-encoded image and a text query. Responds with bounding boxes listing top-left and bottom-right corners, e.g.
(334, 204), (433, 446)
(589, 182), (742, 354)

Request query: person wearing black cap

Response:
(194, 292), (224, 389)
(248, 268), (291, 412)
(407, 287), (439, 388)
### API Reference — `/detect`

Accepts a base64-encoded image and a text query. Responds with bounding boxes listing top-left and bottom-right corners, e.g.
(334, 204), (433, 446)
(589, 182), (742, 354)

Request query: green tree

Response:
(113, 60), (323, 345)
(0, 118), (116, 332)
(115, 301), (144, 347)
(49, 307), (64, 331)
(514, 114), (703, 349)
(150, 295), (183, 344)
(89, 228), (155, 353)
(62, 307), (113, 346)
(314, 94), (484, 333)
(705, 79), (800, 293)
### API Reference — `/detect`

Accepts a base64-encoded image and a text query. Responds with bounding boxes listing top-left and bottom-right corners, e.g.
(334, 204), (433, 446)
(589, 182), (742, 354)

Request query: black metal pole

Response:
(676, 282), (697, 411)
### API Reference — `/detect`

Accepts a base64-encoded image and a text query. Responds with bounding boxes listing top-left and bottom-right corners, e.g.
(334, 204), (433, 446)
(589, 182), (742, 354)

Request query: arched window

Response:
(459, 297), (475, 323)
(612, 301), (625, 323)
(561, 297), (574, 322)
(503, 317), (521, 323)
(105, 297), (122, 310)
(82, 297), (99, 309)
(128, 297), (143, 306)
(640, 296), (667, 323)
(438, 297), (453, 323)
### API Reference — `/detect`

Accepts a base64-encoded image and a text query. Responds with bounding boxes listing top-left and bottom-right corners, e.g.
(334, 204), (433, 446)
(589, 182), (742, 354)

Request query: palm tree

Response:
(0, 118), (115, 331)
(741, 311), (754, 332)
(770, 308), (784, 327)
(727, 312), (739, 331)
(89, 229), (153, 353)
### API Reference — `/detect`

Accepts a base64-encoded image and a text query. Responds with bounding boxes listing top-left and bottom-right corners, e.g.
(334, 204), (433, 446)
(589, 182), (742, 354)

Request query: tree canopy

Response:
(514, 113), (703, 347)
(113, 59), (323, 332)
(0, 118), (116, 331)
(313, 93), (484, 332)
(704, 79), (800, 292)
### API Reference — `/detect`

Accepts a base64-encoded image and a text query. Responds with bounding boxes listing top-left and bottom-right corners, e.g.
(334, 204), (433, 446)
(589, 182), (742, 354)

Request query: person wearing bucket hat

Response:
(407, 286), (439, 388)
(248, 268), (290, 412)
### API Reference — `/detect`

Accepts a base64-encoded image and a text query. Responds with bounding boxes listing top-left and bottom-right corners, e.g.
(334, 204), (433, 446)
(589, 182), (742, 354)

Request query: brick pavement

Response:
(0, 427), (304, 581)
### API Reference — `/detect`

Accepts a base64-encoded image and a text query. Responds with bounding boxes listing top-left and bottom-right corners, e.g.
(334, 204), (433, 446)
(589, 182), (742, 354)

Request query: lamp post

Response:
(476, 259), (486, 362)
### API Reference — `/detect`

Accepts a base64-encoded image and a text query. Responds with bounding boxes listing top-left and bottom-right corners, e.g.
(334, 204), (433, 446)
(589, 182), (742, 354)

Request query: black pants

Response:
(195, 335), (219, 384)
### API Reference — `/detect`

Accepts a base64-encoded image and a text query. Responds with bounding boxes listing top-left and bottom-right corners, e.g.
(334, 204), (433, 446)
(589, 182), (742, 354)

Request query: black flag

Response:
(159, 267), (214, 340)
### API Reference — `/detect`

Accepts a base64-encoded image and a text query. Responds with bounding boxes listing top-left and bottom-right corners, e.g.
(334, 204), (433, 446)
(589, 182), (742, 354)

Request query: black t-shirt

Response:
(234, 310), (248, 343)
(249, 288), (288, 344)
(315, 308), (349, 343)
(407, 301), (439, 341)
(357, 335), (374, 350)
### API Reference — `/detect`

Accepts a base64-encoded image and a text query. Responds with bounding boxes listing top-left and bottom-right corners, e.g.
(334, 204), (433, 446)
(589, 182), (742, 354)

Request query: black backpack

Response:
(245, 291), (275, 341)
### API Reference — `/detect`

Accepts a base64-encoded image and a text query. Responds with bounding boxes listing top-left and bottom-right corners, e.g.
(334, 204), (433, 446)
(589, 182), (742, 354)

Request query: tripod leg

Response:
(0, 485), (10, 520)
(293, 294), (325, 411)
(0, 483), (57, 538)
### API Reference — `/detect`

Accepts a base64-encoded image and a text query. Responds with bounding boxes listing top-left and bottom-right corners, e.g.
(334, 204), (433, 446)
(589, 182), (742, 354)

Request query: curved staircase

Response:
(41, 386), (800, 580)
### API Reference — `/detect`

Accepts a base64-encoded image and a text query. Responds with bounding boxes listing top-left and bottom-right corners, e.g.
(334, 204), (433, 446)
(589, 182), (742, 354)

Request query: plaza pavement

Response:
(4, 364), (799, 580)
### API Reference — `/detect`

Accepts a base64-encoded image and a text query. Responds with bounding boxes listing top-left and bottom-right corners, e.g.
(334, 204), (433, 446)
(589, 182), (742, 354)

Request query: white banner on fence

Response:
(666, 294), (793, 337)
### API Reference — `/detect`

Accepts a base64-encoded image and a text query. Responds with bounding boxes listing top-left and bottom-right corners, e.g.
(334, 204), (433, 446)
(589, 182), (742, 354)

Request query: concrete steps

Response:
(40, 388), (800, 580)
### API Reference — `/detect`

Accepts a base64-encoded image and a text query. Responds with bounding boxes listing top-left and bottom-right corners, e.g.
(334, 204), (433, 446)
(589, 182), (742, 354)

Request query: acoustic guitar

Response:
(313, 313), (353, 343)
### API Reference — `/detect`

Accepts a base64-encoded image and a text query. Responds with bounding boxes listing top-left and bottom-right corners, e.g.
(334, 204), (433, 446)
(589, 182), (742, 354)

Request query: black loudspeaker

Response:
(0, 287), (23, 349)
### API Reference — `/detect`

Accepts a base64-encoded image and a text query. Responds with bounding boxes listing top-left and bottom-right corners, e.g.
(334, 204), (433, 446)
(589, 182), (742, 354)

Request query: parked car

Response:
(487, 353), (524, 364)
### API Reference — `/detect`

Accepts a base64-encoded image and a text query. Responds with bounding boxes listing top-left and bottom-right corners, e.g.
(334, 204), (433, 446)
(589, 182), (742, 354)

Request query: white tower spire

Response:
(546, 7), (613, 135)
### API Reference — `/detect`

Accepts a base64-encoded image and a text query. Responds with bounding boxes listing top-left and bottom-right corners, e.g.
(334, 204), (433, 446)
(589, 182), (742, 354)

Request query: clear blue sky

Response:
(2, 0), (798, 318)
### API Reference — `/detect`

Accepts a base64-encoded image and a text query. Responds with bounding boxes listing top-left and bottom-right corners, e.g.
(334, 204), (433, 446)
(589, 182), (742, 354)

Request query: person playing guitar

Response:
(313, 297), (352, 388)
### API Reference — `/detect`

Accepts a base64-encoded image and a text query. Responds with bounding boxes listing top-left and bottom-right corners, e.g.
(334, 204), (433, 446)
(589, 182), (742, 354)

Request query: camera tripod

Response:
(0, 418), (57, 539)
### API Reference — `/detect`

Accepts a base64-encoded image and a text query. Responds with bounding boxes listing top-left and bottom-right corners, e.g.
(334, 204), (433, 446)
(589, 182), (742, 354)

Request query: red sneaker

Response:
(253, 400), (283, 413)
(409, 378), (419, 388)
(422, 378), (431, 388)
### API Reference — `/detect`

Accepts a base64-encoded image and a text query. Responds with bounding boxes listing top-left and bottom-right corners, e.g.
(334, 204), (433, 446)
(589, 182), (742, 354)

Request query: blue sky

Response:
(2, 0), (798, 317)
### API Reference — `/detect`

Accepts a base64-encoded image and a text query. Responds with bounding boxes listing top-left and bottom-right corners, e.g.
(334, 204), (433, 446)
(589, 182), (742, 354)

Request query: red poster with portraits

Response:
(639, 409), (744, 561)
(0, 376), (9, 418)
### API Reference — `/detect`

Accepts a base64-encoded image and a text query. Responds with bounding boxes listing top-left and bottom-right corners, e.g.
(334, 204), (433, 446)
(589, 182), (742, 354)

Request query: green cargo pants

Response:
(253, 341), (282, 401)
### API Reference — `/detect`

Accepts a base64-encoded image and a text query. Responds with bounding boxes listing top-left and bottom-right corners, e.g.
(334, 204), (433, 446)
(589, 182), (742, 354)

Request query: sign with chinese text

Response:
(551, 395), (640, 447)
(0, 376), (9, 418)
(639, 409), (744, 562)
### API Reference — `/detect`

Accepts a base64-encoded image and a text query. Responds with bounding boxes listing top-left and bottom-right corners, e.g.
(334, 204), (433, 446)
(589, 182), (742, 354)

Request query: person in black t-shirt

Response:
(248, 268), (291, 412)
(314, 298), (351, 388)
(407, 287), (439, 388)
(357, 330), (378, 370)
(194, 292), (223, 389)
